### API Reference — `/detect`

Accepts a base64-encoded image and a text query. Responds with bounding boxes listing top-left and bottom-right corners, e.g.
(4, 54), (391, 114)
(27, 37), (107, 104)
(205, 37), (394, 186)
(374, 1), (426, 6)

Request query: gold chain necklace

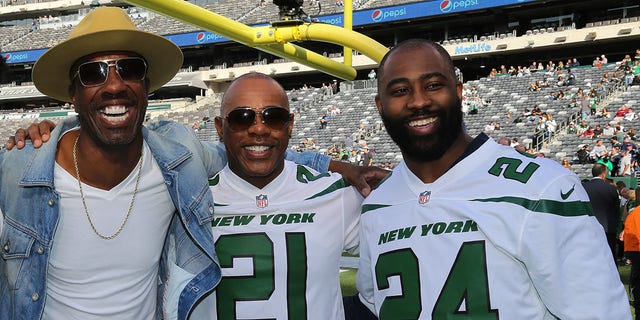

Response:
(73, 134), (143, 240)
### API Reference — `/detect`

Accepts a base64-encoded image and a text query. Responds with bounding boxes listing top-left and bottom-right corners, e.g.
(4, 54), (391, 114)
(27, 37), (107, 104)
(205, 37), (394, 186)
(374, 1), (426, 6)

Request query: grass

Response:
(340, 268), (358, 296)
(340, 264), (636, 317)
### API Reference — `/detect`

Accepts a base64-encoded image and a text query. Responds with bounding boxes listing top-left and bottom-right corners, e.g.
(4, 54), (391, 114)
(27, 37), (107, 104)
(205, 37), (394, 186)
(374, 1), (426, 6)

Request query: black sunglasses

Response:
(221, 107), (292, 131)
(72, 57), (148, 87)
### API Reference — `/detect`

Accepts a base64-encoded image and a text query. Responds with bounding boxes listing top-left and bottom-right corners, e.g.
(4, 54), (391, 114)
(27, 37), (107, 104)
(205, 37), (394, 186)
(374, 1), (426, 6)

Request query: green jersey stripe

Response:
(471, 196), (594, 217)
(361, 204), (393, 215)
(305, 179), (352, 200)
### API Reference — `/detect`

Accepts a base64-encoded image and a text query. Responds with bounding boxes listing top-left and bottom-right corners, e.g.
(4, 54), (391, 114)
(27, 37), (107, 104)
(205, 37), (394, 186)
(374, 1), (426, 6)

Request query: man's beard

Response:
(381, 97), (464, 162)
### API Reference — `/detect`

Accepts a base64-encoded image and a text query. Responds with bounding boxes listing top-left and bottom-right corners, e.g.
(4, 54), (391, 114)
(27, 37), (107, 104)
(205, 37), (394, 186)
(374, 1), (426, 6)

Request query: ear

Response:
(287, 114), (294, 138)
(375, 94), (382, 115)
(214, 116), (224, 142)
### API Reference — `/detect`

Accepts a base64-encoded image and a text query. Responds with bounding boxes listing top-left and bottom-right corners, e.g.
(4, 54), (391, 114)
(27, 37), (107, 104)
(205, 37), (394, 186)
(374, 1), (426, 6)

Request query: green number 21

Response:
(375, 241), (499, 319)
(215, 232), (307, 320)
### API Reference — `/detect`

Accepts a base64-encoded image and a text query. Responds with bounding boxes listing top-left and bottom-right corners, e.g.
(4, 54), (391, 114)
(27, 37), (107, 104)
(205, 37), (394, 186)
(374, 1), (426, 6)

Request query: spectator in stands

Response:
(573, 58), (580, 67)
(528, 81), (540, 92)
(483, 121), (495, 132)
(598, 106), (611, 118)
(361, 147), (373, 167)
(562, 158), (572, 171)
(619, 147), (635, 176)
(591, 139), (609, 160)
(319, 112), (329, 129)
(581, 126), (595, 138)
(566, 122), (578, 134)
(331, 79), (339, 94)
(625, 65), (635, 87)
(603, 123), (615, 136)
(593, 124), (604, 137)
(454, 66), (463, 82)
(510, 137), (519, 148)
(546, 60), (555, 72)
(566, 69), (576, 85)
(625, 107), (637, 121)
(615, 104), (631, 121)
(601, 54), (608, 64)
(577, 144), (594, 164)
(628, 128), (637, 141)
(580, 92), (591, 120)
(497, 137), (510, 146)
(368, 69), (376, 81)
(593, 56), (602, 68)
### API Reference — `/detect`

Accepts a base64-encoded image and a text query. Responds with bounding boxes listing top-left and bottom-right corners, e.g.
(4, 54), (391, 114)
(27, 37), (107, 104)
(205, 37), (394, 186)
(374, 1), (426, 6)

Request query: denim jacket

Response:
(0, 116), (329, 320)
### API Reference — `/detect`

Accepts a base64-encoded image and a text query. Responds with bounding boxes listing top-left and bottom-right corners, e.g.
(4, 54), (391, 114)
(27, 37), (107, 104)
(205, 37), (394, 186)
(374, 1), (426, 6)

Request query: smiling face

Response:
(215, 73), (293, 189)
(375, 42), (463, 162)
(69, 51), (148, 147)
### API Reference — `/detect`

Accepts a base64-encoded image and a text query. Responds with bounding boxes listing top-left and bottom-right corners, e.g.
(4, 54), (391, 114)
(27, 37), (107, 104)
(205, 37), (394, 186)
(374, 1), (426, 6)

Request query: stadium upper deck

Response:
(0, 0), (638, 108)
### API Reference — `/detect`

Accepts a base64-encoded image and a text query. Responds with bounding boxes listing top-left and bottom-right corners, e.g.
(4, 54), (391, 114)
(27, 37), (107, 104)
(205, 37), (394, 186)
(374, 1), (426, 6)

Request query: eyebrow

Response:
(384, 72), (449, 90)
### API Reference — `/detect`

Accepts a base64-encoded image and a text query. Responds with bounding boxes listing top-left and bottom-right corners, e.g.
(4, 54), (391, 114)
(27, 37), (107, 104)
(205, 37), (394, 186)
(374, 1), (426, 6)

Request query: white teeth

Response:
(245, 145), (270, 152)
(103, 114), (127, 122)
(408, 118), (436, 127)
(102, 106), (127, 115)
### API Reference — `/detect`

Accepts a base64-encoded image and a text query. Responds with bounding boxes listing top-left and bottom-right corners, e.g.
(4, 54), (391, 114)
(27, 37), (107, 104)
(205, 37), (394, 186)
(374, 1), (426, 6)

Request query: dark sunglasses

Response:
(72, 57), (148, 87)
(221, 107), (292, 131)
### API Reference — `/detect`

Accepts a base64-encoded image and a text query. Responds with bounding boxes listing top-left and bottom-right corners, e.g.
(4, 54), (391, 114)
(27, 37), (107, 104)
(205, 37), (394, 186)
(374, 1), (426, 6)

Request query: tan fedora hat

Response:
(32, 7), (183, 102)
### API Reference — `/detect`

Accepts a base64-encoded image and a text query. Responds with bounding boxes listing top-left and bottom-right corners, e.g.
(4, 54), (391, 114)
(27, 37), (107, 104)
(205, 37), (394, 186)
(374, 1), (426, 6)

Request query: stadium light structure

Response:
(123, 0), (388, 81)
(273, 0), (304, 20)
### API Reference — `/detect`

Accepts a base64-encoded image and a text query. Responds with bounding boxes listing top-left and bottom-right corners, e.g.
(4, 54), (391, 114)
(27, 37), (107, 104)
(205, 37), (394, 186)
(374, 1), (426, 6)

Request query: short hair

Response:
(377, 39), (456, 90)
(591, 163), (608, 177)
(221, 72), (287, 107)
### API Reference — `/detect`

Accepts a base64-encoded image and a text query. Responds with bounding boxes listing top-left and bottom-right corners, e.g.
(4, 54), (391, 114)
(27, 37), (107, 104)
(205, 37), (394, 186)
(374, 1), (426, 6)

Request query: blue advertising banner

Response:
(1, 0), (535, 64)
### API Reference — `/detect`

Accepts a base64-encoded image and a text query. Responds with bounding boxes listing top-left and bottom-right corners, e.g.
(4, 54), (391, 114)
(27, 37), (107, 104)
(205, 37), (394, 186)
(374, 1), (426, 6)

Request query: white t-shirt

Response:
(357, 136), (631, 319)
(204, 161), (362, 320)
(44, 139), (174, 320)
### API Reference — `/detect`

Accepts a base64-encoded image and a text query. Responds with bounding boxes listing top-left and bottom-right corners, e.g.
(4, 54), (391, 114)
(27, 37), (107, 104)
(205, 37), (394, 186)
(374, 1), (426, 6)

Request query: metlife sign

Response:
(454, 42), (491, 54)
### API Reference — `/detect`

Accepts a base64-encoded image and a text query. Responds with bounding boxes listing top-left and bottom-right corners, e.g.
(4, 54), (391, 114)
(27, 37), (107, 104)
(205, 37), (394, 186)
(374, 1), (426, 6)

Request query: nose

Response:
(247, 112), (270, 136)
(407, 87), (429, 110)
(101, 65), (128, 94)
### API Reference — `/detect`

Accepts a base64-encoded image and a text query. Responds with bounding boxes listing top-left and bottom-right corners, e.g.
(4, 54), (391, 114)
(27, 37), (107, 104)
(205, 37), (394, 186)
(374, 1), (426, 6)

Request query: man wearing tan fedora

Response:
(0, 7), (357, 320)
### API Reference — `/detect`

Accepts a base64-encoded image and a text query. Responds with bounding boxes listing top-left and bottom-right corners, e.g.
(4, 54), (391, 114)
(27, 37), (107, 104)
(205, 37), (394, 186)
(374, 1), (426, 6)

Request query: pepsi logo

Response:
(440, 0), (452, 12)
(371, 9), (383, 22)
(196, 32), (206, 43)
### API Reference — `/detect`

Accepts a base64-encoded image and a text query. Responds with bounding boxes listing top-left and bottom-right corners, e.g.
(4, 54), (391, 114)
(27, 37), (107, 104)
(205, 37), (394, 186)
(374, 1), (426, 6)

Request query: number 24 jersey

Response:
(357, 137), (631, 319)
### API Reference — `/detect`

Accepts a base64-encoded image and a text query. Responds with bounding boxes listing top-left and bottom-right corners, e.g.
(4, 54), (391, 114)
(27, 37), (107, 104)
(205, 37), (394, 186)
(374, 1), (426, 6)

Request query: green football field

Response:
(340, 265), (636, 316)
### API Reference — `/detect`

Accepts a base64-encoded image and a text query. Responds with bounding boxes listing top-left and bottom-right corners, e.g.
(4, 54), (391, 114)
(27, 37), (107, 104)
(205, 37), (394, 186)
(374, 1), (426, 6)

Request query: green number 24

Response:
(215, 232), (307, 320)
(375, 241), (499, 319)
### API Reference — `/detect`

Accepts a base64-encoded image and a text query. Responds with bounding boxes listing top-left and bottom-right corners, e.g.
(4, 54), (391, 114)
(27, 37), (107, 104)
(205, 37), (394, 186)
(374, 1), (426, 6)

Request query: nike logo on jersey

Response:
(560, 185), (575, 200)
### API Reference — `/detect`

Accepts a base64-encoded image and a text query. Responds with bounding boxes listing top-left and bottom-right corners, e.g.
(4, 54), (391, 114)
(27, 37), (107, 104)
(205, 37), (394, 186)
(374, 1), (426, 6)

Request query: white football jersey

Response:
(207, 160), (363, 320)
(357, 134), (631, 319)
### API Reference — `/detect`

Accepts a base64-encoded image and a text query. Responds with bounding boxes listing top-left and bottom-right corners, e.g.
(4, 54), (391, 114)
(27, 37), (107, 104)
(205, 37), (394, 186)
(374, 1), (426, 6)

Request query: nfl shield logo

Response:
(256, 194), (268, 208)
(418, 191), (431, 205)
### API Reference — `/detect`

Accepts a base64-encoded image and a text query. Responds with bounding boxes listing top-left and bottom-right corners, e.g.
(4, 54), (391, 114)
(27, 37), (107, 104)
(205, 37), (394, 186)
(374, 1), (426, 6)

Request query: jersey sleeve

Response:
(520, 173), (631, 319)
(341, 185), (364, 255)
(355, 213), (378, 315)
